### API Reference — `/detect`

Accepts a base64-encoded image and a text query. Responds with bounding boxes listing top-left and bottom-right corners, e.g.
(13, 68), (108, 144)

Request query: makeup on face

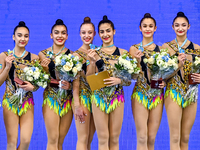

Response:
(51, 25), (68, 46)
(80, 24), (95, 44)
(13, 27), (29, 48)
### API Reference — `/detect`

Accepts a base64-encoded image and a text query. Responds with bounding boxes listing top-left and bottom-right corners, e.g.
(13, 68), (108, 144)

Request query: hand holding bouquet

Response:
(189, 56), (200, 85)
(114, 51), (140, 81)
(184, 56), (200, 104)
(144, 49), (178, 88)
(23, 60), (50, 88)
(55, 53), (83, 102)
(9, 60), (50, 107)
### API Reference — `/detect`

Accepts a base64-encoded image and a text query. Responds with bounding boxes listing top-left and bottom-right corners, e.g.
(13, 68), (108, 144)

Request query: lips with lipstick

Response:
(145, 32), (151, 34)
(20, 42), (26, 44)
(57, 39), (64, 42)
(178, 31), (184, 33)
(84, 38), (91, 42)
(103, 37), (109, 40)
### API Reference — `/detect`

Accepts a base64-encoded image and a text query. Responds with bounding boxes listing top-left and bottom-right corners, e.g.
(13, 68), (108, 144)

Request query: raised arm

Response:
(0, 53), (15, 86)
(86, 49), (100, 76)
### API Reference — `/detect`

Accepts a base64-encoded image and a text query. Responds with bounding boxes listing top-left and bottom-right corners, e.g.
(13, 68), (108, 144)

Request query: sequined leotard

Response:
(131, 44), (164, 109)
(41, 49), (72, 116)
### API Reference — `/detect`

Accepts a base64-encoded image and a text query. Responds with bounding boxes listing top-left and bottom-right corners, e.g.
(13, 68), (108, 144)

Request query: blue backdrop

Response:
(0, 0), (200, 149)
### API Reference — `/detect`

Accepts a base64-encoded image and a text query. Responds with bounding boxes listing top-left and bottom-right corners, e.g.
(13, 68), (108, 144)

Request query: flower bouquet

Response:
(9, 60), (50, 107)
(101, 52), (140, 103)
(188, 56), (200, 85)
(55, 53), (83, 103)
(184, 56), (200, 104)
(144, 49), (178, 89)
(114, 51), (140, 80)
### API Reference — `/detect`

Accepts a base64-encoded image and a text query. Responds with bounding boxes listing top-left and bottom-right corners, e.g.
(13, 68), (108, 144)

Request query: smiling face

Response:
(172, 17), (190, 37)
(99, 23), (115, 45)
(51, 25), (68, 46)
(140, 18), (157, 38)
(80, 23), (95, 45)
(13, 27), (29, 48)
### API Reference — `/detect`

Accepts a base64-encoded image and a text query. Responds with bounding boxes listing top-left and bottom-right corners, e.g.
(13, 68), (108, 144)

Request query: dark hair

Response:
(80, 17), (95, 31)
(51, 19), (68, 33)
(98, 15), (114, 32)
(173, 12), (189, 24)
(140, 13), (156, 26)
(13, 21), (29, 35)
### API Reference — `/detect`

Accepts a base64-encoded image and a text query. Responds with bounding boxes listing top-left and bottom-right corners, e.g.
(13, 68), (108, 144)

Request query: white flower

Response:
(66, 54), (72, 59)
(76, 63), (82, 71)
(44, 74), (49, 80)
(35, 67), (39, 72)
(128, 69), (134, 74)
(37, 81), (43, 87)
(163, 63), (168, 69)
(27, 76), (33, 81)
(33, 71), (40, 80)
(63, 64), (72, 71)
(173, 63), (178, 70)
(132, 58), (137, 62)
(55, 56), (61, 66)
(135, 69), (140, 74)
(72, 67), (78, 75)
(148, 57), (155, 65)
(74, 56), (79, 61)
(42, 82), (47, 88)
(27, 70), (33, 76)
(167, 59), (174, 66)
(119, 56), (123, 63)
(157, 60), (163, 67)
(23, 67), (30, 73)
(143, 58), (148, 63)
(132, 63), (137, 69)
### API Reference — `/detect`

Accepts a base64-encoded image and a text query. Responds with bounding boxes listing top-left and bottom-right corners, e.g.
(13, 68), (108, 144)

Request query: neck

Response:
(81, 43), (90, 50)
(142, 37), (153, 45)
(52, 44), (65, 53)
(14, 46), (26, 54)
(102, 41), (114, 47)
(176, 35), (187, 44)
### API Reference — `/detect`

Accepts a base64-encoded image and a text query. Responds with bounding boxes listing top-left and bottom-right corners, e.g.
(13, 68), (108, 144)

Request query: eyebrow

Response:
(142, 24), (154, 25)
(54, 30), (66, 32)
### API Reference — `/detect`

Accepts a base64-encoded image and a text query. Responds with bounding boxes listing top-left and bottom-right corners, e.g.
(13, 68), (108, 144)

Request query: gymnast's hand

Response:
(61, 80), (70, 90)
(104, 77), (121, 86)
(134, 49), (144, 62)
(190, 73), (200, 83)
(40, 58), (51, 72)
(5, 55), (15, 70)
(75, 105), (87, 124)
(159, 81), (166, 88)
(87, 49), (99, 63)
(178, 53), (186, 67)
(18, 81), (35, 91)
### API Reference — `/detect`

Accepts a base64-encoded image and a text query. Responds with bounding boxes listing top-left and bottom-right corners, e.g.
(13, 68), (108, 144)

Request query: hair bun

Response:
(84, 17), (91, 23)
(177, 12), (185, 17)
(103, 15), (108, 21)
(56, 19), (64, 25)
(18, 21), (26, 26)
(144, 13), (151, 18)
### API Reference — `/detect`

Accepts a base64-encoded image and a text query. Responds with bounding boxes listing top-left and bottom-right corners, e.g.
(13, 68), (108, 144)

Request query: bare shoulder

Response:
(161, 43), (170, 49)
(193, 43), (200, 49)
(129, 45), (138, 53)
(0, 52), (7, 59)
(72, 52), (81, 58)
(31, 53), (39, 60)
